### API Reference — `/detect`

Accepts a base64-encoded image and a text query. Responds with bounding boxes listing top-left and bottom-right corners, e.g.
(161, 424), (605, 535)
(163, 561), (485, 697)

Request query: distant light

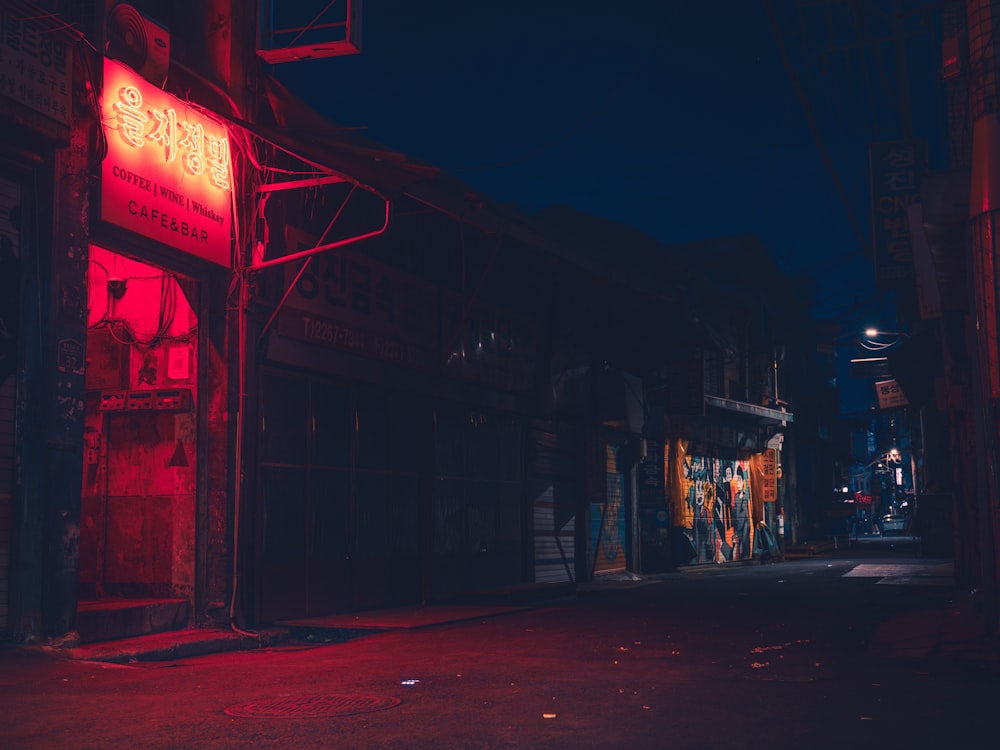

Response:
(400, 679), (420, 686)
(841, 486), (849, 493)
(864, 328), (879, 337)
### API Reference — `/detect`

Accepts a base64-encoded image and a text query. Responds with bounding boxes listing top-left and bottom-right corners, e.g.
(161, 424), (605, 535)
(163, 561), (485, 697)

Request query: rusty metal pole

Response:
(966, 0), (1000, 635)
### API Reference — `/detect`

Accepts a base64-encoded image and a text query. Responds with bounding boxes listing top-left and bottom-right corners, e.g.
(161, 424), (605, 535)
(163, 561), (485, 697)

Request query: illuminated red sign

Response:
(100, 58), (233, 267)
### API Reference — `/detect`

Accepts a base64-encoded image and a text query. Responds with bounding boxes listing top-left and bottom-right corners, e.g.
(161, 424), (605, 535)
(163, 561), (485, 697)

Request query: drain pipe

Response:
(229, 260), (259, 640)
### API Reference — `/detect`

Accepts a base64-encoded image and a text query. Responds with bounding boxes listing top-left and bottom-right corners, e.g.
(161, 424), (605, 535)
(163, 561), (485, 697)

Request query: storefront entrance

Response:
(78, 247), (199, 608)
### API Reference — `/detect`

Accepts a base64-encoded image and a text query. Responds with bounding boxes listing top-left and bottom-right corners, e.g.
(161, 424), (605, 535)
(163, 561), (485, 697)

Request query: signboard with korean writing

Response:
(759, 448), (777, 503)
(277, 226), (439, 370)
(0, 8), (72, 126)
(100, 58), (233, 267)
(869, 140), (927, 289)
(849, 357), (891, 379)
(875, 378), (909, 410)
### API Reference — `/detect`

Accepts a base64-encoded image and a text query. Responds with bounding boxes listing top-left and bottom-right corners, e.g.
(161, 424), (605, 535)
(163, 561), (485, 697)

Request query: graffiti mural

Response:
(668, 441), (755, 564)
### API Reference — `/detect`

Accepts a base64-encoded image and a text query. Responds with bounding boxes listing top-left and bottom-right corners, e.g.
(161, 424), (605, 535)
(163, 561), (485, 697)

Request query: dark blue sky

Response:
(271, 0), (947, 375)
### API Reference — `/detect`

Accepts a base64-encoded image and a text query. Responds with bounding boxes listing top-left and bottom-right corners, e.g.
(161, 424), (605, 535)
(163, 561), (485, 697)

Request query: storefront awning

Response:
(254, 75), (560, 246)
(704, 395), (792, 425)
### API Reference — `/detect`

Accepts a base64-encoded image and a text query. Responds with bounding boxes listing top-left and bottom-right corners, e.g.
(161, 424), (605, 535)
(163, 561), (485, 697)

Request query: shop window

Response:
(309, 468), (349, 560)
(433, 477), (465, 555)
(311, 383), (350, 468)
(433, 408), (465, 477)
(261, 466), (307, 561)
(432, 406), (523, 555)
(355, 472), (392, 558)
(496, 416), (523, 480)
(262, 373), (307, 465)
(392, 401), (420, 475)
(466, 483), (499, 553)
(356, 391), (391, 471)
(391, 474), (420, 556)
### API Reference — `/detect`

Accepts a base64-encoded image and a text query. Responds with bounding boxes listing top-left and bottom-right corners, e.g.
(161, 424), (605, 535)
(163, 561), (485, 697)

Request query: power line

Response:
(764, 0), (872, 256)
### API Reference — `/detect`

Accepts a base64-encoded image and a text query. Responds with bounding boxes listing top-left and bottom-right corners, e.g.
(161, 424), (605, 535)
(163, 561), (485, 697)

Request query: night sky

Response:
(270, 0), (949, 410)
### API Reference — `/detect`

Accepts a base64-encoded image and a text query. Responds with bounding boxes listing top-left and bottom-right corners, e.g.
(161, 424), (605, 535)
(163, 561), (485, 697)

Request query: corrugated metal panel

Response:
(529, 425), (582, 584)
(592, 444), (626, 575)
(533, 486), (575, 583)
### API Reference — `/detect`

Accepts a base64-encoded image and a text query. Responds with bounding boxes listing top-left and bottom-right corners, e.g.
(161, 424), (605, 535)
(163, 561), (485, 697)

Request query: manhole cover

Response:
(225, 693), (402, 718)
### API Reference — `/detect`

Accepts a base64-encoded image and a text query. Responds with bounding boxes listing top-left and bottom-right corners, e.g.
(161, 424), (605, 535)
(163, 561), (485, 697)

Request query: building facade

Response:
(0, 0), (257, 643)
(1, 0), (811, 645)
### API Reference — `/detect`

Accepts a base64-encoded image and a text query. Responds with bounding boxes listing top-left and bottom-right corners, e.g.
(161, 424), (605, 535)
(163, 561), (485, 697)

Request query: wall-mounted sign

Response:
(0, 8), (72, 126)
(759, 448), (777, 503)
(272, 224), (537, 394)
(875, 378), (909, 410)
(276, 226), (439, 370)
(869, 139), (927, 290)
(100, 58), (233, 267)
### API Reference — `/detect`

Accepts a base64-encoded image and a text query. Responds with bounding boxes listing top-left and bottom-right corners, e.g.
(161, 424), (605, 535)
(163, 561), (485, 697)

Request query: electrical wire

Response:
(764, 0), (872, 257)
(849, 0), (884, 141)
(854, 0), (904, 138)
(8, 2), (96, 49)
(86, 258), (111, 325)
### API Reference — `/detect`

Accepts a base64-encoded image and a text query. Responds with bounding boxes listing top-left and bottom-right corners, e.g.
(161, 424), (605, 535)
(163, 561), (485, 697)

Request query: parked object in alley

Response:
(880, 513), (908, 536)
(754, 521), (783, 563)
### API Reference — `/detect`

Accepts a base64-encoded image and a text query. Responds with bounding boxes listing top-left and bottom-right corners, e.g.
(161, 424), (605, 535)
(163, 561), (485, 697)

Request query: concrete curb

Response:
(38, 627), (289, 664)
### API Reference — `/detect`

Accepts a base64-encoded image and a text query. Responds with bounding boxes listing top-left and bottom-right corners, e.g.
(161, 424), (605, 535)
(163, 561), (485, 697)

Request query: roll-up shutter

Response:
(529, 424), (581, 583)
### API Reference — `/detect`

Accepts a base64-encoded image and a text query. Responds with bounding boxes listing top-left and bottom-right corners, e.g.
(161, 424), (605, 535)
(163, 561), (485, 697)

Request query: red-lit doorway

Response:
(79, 247), (199, 612)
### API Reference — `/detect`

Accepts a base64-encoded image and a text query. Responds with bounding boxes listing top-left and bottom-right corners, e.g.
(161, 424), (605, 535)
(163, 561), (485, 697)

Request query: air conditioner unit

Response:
(105, 2), (170, 86)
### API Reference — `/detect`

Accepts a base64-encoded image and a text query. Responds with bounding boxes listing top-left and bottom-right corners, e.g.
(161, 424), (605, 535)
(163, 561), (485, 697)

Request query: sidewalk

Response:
(10, 545), (999, 667)
(17, 586), (577, 665)
(828, 536), (1000, 664)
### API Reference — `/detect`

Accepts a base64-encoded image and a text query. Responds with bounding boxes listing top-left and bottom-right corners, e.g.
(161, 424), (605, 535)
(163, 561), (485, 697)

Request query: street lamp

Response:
(859, 328), (909, 352)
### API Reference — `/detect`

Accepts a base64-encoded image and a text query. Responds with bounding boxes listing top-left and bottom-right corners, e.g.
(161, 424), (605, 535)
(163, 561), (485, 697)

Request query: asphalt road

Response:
(2, 538), (997, 749)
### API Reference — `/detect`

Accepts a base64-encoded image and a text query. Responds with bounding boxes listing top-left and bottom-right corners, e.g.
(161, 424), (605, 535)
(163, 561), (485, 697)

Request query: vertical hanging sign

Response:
(868, 140), (927, 290)
(100, 58), (233, 267)
(759, 448), (777, 504)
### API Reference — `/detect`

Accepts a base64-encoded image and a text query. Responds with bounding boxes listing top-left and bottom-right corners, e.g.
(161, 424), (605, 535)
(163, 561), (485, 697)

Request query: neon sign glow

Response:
(101, 58), (233, 267)
(111, 84), (230, 190)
